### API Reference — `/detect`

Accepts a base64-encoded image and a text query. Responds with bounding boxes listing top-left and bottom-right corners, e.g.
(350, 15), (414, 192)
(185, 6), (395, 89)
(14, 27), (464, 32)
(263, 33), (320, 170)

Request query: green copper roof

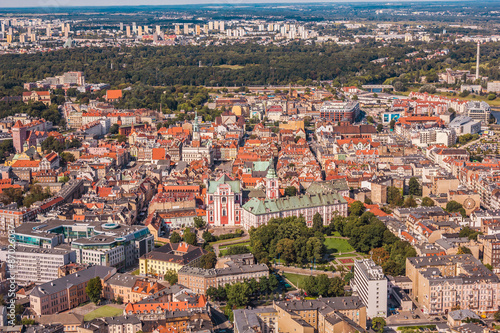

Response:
(242, 192), (346, 216)
(253, 161), (271, 172)
(207, 175), (241, 194)
(266, 166), (277, 179)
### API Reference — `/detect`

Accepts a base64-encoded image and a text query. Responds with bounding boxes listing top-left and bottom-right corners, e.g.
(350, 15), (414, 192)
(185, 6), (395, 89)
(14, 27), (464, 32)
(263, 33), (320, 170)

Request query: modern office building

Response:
(448, 116), (481, 135)
(466, 101), (491, 124)
(319, 101), (360, 123)
(352, 259), (388, 318)
(13, 219), (154, 271)
(0, 246), (75, 285)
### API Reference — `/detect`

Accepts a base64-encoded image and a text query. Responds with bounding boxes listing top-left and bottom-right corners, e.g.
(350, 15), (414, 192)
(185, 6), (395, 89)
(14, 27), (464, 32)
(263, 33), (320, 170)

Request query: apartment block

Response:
(351, 259), (388, 318)
(234, 308), (278, 333)
(406, 255), (500, 315)
(273, 297), (367, 333)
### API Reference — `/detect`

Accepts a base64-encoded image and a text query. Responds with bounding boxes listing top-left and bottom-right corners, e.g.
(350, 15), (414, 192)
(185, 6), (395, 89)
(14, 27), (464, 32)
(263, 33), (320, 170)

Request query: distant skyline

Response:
(0, 0), (471, 9)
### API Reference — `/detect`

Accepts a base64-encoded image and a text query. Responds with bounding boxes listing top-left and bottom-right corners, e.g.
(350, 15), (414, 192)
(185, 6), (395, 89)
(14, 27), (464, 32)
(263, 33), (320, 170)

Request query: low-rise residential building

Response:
(124, 294), (208, 320)
(29, 266), (116, 315)
(139, 242), (207, 276)
(102, 273), (168, 303)
(178, 254), (269, 294)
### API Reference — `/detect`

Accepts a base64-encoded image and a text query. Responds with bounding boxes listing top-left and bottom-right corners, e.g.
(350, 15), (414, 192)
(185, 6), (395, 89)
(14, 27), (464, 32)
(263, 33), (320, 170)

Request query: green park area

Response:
(84, 305), (123, 321)
(324, 237), (355, 254)
(282, 272), (309, 289)
(219, 241), (252, 256)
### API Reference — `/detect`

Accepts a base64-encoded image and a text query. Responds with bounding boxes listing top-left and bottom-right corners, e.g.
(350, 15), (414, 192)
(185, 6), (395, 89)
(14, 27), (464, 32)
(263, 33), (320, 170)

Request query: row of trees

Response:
(0, 101), (63, 126)
(0, 185), (52, 208)
(206, 275), (281, 318)
(301, 274), (350, 297)
(201, 229), (244, 243)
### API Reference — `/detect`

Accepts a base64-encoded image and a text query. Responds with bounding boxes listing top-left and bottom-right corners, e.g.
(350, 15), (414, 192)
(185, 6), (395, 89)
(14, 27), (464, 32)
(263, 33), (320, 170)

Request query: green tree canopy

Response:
(408, 177), (421, 196)
(421, 197), (435, 207)
(183, 228), (197, 246)
(164, 269), (178, 285)
(284, 186), (297, 197)
(349, 201), (366, 216)
(85, 277), (103, 304)
(170, 232), (182, 243)
(194, 216), (206, 229)
(199, 252), (217, 269)
(372, 317), (386, 333)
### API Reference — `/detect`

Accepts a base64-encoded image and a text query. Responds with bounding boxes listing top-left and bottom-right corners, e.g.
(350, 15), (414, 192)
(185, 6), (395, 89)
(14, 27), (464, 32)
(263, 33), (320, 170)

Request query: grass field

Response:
(84, 305), (123, 321)
(215, 64), (245, 70)
(282, 272), (309, 289)
(219, 241), (251, 256)
(328, 231), (342, 237)
(209, 236), (245, 245)
(324, 238), (355, 254)
(131, 269), (140, 275)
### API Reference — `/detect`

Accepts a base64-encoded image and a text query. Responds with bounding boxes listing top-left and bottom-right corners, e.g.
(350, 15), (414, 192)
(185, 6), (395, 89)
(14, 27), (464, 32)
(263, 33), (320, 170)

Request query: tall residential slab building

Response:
(352, 259), (388, 318)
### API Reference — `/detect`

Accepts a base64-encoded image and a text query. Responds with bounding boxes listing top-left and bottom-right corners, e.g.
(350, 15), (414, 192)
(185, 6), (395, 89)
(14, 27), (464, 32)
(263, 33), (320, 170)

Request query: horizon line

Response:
(0, 0), (479, 10)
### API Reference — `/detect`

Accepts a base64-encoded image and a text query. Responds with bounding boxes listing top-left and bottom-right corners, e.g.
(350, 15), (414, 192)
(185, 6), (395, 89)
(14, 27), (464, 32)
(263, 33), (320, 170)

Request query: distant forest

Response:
(1, 41), (500, 97)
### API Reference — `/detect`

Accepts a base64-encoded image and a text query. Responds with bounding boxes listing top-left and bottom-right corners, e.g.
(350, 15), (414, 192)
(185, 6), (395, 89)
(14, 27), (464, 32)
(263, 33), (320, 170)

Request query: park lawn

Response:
(334, 253), (358, 258)
(219, 242), (252, 256)
(220, 241), (251, 249)
(328, 231), (341, 237)
(84, 305), (123, 321)
(209, 236), (245, 245)
(324, 238), (355, 254)
(282, 272), (309, 289)
(130, 269), (140, 275)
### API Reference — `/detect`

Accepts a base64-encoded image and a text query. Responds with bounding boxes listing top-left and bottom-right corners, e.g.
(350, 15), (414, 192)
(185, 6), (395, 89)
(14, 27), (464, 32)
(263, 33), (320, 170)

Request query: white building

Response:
(448, 116), (481, 135)
(0, 246), (75, 285)
(181, 145), (213, 165)
(352, 259), (387, 318)
(466, 101), (491, 124)
(487, 81), (500, 93)
(410, 128), (456, 147)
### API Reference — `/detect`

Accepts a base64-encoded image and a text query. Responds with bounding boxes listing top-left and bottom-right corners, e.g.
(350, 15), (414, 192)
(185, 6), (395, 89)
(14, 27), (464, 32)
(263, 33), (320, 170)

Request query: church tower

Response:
(265, 160), (279, 199)
(192, 111), (200, 141)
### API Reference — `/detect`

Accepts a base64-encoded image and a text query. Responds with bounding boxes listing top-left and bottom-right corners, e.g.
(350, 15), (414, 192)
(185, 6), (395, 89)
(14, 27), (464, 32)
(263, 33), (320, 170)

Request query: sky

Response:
(0, 0), (430, 9)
